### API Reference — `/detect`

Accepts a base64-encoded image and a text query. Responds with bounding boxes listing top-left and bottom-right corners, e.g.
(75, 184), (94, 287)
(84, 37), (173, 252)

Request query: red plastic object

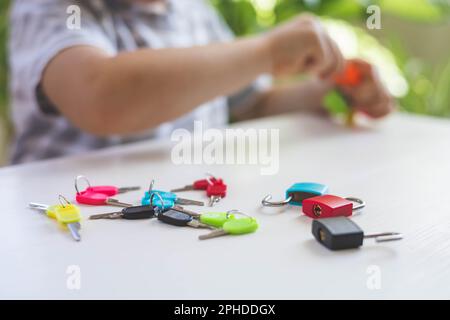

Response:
(193, 178), (223, 190)
(302, 195), (353, 219)
(334, 61), (362, 87)
(76, 190), (110, 205)
(206, 181), (227, 198)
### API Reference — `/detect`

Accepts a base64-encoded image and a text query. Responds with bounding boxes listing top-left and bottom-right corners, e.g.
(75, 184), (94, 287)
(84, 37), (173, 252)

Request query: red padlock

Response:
(302, 195), (365, 219)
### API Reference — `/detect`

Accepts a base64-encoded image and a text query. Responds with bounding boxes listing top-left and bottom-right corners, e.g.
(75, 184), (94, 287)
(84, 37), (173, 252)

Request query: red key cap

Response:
(302, 195), (365, 219)
(206, 181), (227, 207)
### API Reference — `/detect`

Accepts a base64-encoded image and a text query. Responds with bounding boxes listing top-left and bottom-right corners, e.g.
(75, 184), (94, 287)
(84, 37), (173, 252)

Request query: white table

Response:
(1, 112), (450, 299)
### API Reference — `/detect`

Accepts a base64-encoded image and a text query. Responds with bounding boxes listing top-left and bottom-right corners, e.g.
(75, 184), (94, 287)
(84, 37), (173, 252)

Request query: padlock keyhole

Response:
(318, 229), (326, 242)
(313, 204), (322, 217)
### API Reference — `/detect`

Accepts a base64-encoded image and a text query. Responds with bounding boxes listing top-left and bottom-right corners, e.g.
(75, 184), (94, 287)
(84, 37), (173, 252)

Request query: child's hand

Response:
(337, 59), (395, 118)
(265, 14), (345, 78)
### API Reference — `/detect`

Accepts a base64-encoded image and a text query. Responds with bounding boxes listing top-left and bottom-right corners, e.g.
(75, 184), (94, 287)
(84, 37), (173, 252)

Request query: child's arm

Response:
(42, 14), (344, 135)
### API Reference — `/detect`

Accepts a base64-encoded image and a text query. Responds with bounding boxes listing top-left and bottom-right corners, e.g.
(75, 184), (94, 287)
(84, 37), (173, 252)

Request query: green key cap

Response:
(199, 212), (235, 228)
(199, 217), (258, 240)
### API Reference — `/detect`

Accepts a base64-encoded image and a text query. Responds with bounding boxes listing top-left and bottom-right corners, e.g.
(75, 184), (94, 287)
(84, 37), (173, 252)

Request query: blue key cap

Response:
(286, 182), (329, 206)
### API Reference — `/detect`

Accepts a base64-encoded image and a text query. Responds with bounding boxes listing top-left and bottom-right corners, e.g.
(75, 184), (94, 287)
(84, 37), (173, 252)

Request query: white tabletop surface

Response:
(1, 112), (450, 300)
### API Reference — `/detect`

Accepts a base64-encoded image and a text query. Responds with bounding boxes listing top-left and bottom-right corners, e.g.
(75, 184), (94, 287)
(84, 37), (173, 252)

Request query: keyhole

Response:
(319, 229), (326, 242)
(313, 204), (322, 217)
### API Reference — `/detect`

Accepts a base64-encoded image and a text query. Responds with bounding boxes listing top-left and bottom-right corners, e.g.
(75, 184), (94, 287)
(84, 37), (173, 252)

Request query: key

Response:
(199, 212), (236, 228)
(144, 190), (204, 206)
(76, 190), (133, 207)
(157, 210), (214, 229)
(144, 179), (204, 207)
(312, 217), (403, 250)
(75, 175), (140, 196)
(262, 182), (329, 207)
(199, 217), (258, 240)
(170, 176), (223, 193)
(89, 205), (156, 220)
(206, 181), (227, 207)
(140, 191), (201, 217)
(29, 195), (82, 241)
(302, 195), (365, 219)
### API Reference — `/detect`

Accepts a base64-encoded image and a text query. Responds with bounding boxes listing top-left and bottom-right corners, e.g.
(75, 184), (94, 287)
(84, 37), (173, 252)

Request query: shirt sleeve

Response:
(9, 0), (117, 115)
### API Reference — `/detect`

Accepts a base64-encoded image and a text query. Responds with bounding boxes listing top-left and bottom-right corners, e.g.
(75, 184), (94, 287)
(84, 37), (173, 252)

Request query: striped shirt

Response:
(9, 0), (269, 164)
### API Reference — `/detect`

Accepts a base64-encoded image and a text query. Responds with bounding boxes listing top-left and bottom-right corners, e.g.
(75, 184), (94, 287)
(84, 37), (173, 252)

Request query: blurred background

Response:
(0, 0), (449, 165)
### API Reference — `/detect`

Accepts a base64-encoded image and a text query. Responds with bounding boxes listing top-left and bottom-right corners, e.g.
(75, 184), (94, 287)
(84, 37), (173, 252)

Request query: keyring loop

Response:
(261, 194), (292, 207)
(227, 209), (251, 219)
(75, 175), (91, 195)
(150, 192), (165, 211)
(148, 179), (155, 193)
(345, 197), (365, 211)
(58, 195), (71, 208)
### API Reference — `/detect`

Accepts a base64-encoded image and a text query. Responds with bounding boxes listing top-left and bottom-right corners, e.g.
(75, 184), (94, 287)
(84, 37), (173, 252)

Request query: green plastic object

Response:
(223, 218), (258, 235)
(200, 212), (235, 228)
(323, 90), (350, 115)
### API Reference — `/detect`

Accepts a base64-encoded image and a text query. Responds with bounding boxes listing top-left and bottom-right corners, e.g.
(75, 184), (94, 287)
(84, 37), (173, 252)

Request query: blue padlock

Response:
(262, 182), (329, 207)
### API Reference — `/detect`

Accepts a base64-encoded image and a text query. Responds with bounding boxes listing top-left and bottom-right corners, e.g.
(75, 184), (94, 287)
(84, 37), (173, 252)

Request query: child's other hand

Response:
(338, 59), (395, 118)
(265, 14), (345, 78)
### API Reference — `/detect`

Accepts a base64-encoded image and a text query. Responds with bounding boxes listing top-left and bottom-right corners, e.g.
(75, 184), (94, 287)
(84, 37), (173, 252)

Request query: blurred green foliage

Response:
(210, 0), (450, 118)
(0, 0), (9, 121)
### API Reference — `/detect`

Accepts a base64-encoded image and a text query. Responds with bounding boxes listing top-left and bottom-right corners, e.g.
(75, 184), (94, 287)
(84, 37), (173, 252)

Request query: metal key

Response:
(29, 195), (82, 241)
(144, 180), (204, 206)
(171, 176), (223, 193)
(157, 210), (215, 229)
(89, 205), (156, 220)
(199, 217), (258, 240)
(75, 175), (140, 196)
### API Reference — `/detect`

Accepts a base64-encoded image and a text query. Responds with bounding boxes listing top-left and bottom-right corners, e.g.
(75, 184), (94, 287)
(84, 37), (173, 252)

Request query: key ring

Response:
(261, 194), (293, 207)
(58, 195), (71, 208)
(148, 179), (155, 193)
(75, 175), (91, 195)
(150, 192), (165, 214)
(227, 209), (252, 219)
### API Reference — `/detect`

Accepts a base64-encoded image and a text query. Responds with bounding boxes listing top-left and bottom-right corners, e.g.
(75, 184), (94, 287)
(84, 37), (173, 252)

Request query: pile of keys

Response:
(28, 174), (258, 242)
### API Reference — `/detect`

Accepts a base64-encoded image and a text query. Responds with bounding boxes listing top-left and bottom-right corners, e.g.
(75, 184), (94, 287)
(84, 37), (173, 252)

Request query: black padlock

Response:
(312, 217), (402, 251)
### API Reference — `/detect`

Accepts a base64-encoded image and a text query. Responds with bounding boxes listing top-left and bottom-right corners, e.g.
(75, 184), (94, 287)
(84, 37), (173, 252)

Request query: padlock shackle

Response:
(345, 197), (365, 211)
(261, 194), (292, 207)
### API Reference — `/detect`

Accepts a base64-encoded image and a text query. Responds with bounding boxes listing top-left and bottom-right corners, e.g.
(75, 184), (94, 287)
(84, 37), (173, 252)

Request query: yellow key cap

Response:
(29, 195), (82, 241)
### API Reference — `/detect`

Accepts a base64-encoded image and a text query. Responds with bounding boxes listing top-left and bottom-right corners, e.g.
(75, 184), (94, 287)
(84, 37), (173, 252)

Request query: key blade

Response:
(175, 198), (204, 206)
(67, 223), (81, 241)
(106, 198), (133, 207)
(199, 229), (228, 240)
(170, 185), (193, 192)
(117, 186), (141, 194)
(28, 203), (49, 211)
(89, 212), (122, 220)
(172, 205), (201, 218)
